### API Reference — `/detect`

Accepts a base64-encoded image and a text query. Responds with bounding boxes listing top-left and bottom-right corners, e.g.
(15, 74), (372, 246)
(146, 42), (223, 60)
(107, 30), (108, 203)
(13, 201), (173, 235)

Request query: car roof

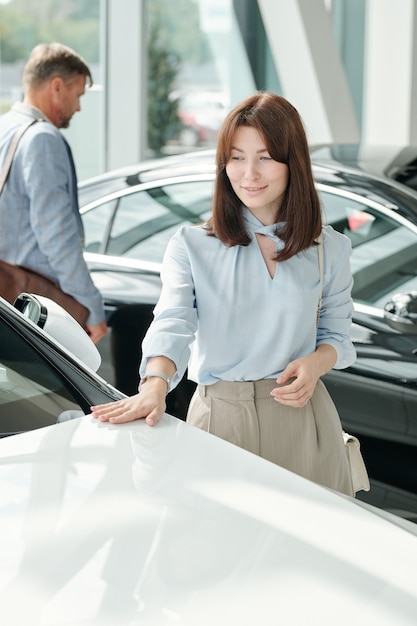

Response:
(79, 142), (417, 183)
(79, 143), (417, 195)
(79, 145), (417, 226)
(78, 149), (217, 204)
(310, 142), (417, 190)
(1, 412), (417, 624)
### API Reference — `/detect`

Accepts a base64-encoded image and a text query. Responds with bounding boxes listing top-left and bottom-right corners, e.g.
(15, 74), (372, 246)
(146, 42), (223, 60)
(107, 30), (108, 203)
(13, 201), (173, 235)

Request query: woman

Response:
(91, 92), (357, 495)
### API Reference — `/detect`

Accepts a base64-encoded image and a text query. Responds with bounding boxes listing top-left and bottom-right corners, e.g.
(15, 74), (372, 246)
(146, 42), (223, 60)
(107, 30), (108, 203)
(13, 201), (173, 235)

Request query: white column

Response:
(62, 85), (104, 181)
(104, 0), (147, 169)
(363, 0), (415, 144)
(257, 0), (359, 145)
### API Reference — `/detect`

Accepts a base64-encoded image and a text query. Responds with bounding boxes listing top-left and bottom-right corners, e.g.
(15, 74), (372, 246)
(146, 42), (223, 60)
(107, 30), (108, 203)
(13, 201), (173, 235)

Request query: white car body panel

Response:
(1, 413), (417, 625)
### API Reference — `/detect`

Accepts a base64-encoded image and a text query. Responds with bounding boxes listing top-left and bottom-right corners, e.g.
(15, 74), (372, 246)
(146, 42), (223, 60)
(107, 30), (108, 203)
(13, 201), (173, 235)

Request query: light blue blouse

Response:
(141, 208), (356, 389)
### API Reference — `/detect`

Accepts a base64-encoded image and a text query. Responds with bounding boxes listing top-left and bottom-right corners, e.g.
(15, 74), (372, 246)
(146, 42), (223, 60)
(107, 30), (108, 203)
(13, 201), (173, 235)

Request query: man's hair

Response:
(22, 42), (93, 91)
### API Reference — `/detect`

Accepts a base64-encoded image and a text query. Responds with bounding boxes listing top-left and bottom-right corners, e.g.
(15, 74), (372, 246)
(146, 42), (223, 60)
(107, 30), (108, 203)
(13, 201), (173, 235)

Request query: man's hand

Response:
(86, 321), (107, 344)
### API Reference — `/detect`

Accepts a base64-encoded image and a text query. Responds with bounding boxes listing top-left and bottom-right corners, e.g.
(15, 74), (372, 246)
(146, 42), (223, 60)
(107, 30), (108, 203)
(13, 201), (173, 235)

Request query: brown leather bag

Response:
(0, 259), (89, 327)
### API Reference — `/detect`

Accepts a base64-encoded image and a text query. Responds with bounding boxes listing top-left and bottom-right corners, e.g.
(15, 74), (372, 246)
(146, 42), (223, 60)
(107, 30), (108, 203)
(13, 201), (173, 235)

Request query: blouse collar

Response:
(243, 206), (284, 240)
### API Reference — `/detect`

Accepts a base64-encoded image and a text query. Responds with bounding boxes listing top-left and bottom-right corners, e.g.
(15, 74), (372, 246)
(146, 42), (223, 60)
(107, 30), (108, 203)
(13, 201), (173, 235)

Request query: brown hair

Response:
(206, 91), (322, 261)
(22, 42), (93, 92)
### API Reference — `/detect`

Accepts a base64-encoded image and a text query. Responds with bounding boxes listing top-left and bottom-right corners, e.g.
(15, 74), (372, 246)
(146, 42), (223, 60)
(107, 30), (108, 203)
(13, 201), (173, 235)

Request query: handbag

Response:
(343, 431), (371, 493)
(317, 233), (370, 494)
(0, 119), (89, 328)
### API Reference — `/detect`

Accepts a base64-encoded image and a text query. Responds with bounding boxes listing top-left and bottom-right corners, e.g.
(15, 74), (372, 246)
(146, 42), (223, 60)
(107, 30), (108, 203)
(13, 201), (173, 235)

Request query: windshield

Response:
(320, 188), (417, 308)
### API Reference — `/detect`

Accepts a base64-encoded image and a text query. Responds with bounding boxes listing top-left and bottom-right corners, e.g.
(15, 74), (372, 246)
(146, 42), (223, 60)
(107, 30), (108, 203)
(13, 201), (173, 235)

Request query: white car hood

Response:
(0, 414), (417, 625)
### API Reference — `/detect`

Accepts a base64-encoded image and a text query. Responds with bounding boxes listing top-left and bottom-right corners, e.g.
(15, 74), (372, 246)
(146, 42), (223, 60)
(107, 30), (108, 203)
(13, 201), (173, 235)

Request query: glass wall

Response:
(0, 0), (102, 179)
(0, 0), (101, 106)
(0, 0), (356, 180)
(0, 0), (286, 179)
(1, 0), (247, 178)
(145, 0), (266, 156)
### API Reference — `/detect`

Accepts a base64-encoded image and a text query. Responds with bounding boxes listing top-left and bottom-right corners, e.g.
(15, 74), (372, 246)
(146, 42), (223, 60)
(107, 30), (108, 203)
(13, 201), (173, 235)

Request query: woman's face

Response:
(225, 126), (289, 225)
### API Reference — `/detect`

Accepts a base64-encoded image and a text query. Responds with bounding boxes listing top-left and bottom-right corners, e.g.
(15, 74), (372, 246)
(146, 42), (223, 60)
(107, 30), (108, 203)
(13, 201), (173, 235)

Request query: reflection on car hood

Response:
(1, 414), (417, 624)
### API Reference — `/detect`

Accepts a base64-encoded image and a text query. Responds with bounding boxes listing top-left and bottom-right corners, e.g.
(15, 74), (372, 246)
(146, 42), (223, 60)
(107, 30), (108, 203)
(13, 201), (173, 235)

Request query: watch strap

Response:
(139, 371), (171, 394)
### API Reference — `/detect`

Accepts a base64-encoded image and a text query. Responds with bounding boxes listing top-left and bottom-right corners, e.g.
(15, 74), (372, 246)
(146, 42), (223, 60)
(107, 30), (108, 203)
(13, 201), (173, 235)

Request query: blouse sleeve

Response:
(140, 227), (198, 388)
(316, 226), (357, 369)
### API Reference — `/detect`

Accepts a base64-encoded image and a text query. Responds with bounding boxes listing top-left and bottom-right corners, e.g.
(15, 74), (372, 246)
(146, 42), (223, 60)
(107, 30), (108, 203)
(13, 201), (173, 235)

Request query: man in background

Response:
(0, 42), (107, 343)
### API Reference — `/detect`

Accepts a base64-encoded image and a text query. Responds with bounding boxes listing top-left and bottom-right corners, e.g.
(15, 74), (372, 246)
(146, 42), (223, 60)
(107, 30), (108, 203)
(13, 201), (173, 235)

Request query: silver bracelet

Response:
(139, 371), (171, 394)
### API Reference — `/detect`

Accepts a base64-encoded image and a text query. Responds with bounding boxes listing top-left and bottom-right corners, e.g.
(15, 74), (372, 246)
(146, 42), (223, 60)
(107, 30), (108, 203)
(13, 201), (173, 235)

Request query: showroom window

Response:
(0, 0), (276, 176)
(2, 1), (356, 177)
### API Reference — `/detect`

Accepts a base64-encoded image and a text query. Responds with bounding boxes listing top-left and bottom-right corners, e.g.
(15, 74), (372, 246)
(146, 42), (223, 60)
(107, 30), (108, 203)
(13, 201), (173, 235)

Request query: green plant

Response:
(147, 23), (181, 154)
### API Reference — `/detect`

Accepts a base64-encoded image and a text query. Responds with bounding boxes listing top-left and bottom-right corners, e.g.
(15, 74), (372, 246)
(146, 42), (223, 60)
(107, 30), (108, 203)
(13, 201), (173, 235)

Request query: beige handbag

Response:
(343, 431), (371, 493)
(317, 233), (370, 494)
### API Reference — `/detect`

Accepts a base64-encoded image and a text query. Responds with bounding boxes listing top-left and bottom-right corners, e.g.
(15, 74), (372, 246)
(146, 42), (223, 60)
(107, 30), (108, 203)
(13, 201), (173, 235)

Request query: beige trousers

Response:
(186, 379), (354, 496)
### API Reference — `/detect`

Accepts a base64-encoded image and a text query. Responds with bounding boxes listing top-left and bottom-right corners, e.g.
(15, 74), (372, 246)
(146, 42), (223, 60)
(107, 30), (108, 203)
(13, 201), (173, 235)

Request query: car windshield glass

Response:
(106, 180), (213, 262)
(320, 189), (417, 308)
(0, 319), (83, 436)
(82, 199), (117, 253)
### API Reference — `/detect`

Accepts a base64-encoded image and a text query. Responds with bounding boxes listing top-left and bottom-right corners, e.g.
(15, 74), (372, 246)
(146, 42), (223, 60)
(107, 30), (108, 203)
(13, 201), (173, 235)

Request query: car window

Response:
(320, 190), (398, 245)
(126, 222), (191, 263)
(82, 200), (117, 253)
(0, 319), (83, 436)
(320, 189), (417, 308)
(106, 180), (213, 262)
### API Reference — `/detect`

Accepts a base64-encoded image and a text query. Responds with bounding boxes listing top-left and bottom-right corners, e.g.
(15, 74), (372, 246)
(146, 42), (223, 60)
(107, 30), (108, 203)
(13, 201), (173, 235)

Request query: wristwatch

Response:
(139, 371), (171, 394)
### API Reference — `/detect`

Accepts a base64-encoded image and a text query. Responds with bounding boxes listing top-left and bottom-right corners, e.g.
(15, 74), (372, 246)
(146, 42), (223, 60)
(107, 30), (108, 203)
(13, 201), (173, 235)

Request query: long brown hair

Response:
(206, 92), (322, 261)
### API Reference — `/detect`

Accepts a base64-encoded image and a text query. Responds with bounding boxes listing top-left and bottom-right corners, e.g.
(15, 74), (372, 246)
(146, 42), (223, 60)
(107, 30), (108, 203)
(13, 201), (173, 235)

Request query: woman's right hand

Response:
(90, 376), (168, 426)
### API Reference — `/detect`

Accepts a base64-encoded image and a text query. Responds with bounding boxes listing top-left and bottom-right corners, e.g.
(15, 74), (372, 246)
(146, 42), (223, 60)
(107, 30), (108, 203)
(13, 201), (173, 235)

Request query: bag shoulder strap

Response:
(0, 118), (40, 194)
(316, 232), (323, 329)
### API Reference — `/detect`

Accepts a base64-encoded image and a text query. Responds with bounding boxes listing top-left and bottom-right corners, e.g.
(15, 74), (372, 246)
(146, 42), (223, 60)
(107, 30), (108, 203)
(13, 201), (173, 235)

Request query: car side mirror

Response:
(384, 291), (417, 334)
(14, 292), (102, 372)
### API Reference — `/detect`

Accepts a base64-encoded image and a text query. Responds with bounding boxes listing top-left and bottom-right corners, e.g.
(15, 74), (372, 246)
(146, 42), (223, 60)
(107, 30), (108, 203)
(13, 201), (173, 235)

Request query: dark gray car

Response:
(78, 147), (417, 521)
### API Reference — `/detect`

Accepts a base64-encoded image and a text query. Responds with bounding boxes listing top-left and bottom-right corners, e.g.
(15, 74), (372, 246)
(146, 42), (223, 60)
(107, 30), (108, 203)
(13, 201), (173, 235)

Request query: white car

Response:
(1, 404), (417, 624)
(1, 295), (417, 624)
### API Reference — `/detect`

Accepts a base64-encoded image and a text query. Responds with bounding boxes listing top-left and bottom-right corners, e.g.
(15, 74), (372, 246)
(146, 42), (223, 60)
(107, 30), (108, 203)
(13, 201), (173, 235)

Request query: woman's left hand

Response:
(270, 345), (337, 407)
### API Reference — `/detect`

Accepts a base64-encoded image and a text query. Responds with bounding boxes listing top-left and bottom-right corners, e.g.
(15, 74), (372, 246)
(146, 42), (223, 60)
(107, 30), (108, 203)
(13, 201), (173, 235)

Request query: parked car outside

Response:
(174, 90), (230, 147)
